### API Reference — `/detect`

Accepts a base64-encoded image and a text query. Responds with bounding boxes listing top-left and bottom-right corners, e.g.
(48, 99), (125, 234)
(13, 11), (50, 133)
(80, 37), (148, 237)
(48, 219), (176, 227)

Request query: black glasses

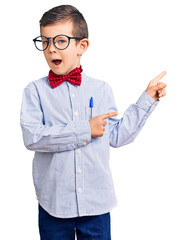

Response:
(33, 34), (83, 51)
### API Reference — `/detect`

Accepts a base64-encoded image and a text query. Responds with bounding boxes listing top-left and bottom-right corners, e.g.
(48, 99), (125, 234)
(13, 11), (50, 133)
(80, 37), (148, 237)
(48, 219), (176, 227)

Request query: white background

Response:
(1, 0), (186, 239)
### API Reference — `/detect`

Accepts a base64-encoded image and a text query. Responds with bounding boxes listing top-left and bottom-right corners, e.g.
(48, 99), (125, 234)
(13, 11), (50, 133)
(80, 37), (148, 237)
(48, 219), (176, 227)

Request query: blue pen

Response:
(89, 97), (94, 118)
(89, 97), (94, 143)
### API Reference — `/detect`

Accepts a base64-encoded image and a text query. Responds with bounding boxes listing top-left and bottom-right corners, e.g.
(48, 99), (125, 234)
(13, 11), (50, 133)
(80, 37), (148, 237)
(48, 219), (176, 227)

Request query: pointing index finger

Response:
(151, 71), (167, 84)
(100, 112), (118, 120)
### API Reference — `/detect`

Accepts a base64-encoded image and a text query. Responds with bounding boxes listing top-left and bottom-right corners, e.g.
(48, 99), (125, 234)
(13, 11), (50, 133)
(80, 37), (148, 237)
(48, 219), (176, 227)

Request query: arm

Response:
(20, 84), (91, 152)
(108, 71), (167, 147)
(108, 86), (158, 148)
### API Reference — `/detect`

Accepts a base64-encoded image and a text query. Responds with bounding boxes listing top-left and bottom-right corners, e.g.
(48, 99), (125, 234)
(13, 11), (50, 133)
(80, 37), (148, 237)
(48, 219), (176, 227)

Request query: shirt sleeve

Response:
(20, 84), (91, 152)
(107, 83), (159, 148)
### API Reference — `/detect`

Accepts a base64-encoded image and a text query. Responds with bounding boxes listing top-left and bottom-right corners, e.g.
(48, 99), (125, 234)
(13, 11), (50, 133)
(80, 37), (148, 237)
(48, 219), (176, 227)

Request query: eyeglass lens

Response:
(34, 35), (70, 51)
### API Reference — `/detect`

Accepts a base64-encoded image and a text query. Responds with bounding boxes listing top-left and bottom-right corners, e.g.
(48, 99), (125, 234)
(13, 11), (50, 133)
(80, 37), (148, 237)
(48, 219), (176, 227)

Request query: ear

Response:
(77, 38), (89, 56)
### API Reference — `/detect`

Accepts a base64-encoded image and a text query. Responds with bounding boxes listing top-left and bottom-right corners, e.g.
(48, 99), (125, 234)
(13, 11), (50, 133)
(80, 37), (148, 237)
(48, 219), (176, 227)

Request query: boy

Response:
(20, 4), (167, 240)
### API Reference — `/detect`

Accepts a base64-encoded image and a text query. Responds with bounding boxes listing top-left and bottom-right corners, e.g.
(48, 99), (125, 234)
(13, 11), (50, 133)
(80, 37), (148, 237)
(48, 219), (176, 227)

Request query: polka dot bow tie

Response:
(48, 66), (83, 89)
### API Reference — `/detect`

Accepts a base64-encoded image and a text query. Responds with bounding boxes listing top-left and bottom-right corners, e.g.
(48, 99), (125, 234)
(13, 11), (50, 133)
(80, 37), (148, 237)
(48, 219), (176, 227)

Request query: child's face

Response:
(41, 21), (88, 75)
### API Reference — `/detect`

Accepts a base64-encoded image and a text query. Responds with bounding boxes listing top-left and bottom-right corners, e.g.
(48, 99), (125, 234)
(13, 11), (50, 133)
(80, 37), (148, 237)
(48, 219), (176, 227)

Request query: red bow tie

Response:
(48, 66), (82, 89)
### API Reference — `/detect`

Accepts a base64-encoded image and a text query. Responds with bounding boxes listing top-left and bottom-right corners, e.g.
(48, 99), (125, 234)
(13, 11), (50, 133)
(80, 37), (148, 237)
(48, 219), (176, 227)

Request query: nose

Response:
(48, 39), (56, 53)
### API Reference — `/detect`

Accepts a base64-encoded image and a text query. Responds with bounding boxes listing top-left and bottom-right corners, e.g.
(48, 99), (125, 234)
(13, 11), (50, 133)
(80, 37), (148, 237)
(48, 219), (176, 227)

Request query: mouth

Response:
(51, 59), (62, 66)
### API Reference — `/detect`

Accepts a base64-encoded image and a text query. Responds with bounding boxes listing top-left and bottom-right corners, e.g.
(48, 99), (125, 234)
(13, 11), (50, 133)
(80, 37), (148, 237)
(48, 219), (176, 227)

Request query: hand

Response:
(146, 71), (167, 101)
(89, 112), (118, 137)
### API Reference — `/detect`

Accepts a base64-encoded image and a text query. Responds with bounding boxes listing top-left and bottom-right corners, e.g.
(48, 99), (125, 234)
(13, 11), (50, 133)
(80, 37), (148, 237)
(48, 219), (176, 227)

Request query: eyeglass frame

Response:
(33, 34), (84, 51)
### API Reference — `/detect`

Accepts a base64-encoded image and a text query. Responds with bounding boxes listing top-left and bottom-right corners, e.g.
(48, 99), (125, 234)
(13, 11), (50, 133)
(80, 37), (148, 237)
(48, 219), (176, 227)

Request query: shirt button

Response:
(77, 168), (82, 174)
(20, 116), (23, 120)
(76, 149), (81, 154)
(82, 141), (87, 146)
(152, 105), (156, 108)
(74, 111), (78, 116)
(78, 188), (82, 193)
(145, 101), (150, 105)
(72, 94), (75, 98)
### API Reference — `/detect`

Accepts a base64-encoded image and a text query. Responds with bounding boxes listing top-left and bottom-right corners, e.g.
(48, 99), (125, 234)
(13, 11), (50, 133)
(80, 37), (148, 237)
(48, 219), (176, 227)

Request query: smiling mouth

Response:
(52, 59), (62, 65)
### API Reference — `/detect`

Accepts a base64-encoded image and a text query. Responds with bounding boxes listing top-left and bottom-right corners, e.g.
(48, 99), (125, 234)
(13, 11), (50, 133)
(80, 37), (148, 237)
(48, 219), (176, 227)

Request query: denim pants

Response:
(38, 204), (111, 240)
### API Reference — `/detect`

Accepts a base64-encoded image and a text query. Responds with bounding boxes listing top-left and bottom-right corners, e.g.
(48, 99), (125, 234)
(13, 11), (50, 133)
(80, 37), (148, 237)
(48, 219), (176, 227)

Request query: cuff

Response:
(75, 120), (92, 147)
(136, 91), (159, 113)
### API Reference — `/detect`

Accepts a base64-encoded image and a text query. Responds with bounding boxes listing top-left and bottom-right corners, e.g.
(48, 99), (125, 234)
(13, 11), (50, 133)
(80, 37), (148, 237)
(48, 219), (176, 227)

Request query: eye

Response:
(42, 40), (48, 45)
(56, 39), (66, 45)
(40, 38), (48, 45)
(56, 36), (68, 44)
(59, 40), (65, 43)
(54, 36), (69, 49)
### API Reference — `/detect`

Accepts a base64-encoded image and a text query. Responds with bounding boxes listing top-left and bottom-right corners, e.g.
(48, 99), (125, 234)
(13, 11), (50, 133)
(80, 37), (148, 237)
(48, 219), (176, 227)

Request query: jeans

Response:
(38, 204), (111, 240)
